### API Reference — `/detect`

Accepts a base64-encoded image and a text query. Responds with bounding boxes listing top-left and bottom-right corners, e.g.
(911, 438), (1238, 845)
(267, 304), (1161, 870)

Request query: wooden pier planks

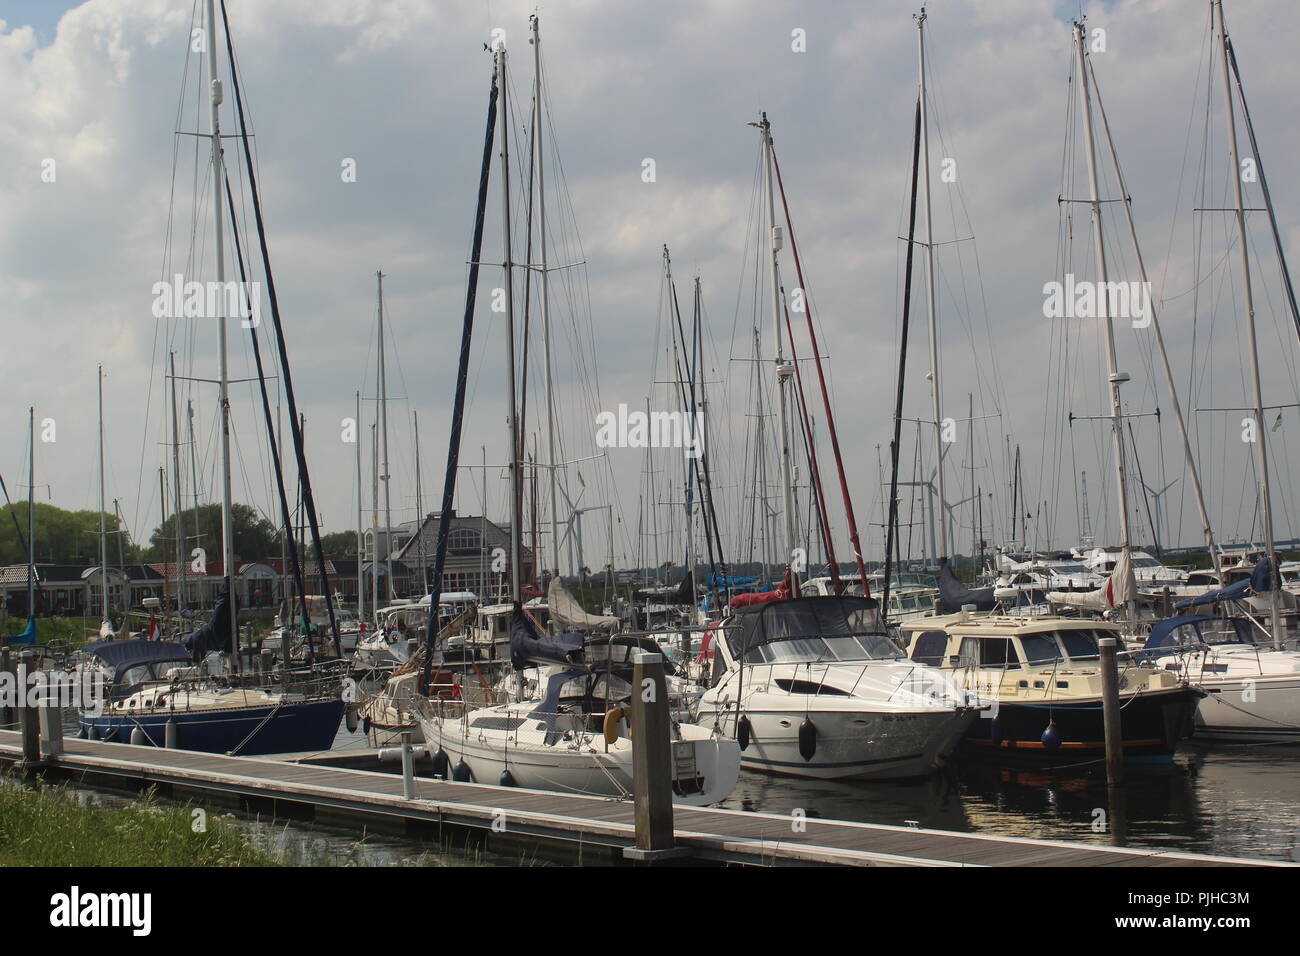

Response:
(0, 730), (1283, 867)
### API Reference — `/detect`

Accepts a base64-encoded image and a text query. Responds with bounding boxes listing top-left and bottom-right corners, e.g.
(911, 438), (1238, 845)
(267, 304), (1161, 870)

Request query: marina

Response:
(2, 1), (1300, 917)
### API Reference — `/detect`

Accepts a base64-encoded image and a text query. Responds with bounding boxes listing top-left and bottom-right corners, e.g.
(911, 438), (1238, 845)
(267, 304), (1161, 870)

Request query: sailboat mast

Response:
(27, 407), (35, 623)
(415, 409), (426, 594)
(97, 365), (109, 624)
(355, 390), (364, 620)
(377, 270), (394, 599)
(370, 421), (379, 618)
(498, 45), (523, 604)
(531, 15), (560, 588)
(916, 8), (948, 560)
(1085, 50), (1222, 581)
(205, 0), (237, 664)
(759, 114), (798, 588)
(169, 352), (187, 609)
(1074, 19), (1136, 621)
(1213, 0), (1282, 649)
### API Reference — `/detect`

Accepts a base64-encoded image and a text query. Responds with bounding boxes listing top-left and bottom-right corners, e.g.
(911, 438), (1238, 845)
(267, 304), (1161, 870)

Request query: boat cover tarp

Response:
(727, 595), (882, 660)
(937, 560), (997, 613)
(673, 572), (696, 605)
(509, 608), (584, 670)
(547, 578), (619, 632)
(1046, 547), (1136, 611)
(1175, 556), (1273, 609)
(183, 588), (235, 661)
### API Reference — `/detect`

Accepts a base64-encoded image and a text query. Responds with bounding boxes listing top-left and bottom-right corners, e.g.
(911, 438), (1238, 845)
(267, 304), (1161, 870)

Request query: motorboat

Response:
(899, 612), (1202, 759)
(694, 595), (978, 780)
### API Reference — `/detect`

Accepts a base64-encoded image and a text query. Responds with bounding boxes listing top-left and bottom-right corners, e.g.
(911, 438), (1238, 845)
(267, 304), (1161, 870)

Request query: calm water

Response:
(715, 743), (1300, 861)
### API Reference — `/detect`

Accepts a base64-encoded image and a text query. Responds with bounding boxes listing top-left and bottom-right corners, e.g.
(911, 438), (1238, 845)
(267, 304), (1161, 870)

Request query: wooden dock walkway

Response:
(0, 730), (1284, 867)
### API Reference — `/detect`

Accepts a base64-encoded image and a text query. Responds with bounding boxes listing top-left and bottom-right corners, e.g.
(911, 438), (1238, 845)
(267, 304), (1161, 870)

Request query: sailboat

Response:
(79, 0), (342, 755)
(415, 22), (738, 804)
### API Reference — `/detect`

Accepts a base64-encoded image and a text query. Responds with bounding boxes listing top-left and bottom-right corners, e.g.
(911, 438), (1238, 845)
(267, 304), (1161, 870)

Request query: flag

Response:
(147, 615), (158, 640)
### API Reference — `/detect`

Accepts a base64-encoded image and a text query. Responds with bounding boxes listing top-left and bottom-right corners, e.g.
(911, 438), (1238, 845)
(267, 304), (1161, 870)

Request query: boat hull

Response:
(79, 698), (344, 756)
(696, 705), (977, 781)
(1191, 675), (1300, 743)
(960, 686), (1200, 759)
(418, 711), (740, 806)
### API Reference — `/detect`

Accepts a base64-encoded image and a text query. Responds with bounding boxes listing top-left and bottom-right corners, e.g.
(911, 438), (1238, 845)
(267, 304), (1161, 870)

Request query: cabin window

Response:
(957, 637), (1017, 669)
(1018, 635), (1062, 666)
(1058, 630), (1101, 661)
(774, 679), (849, 696)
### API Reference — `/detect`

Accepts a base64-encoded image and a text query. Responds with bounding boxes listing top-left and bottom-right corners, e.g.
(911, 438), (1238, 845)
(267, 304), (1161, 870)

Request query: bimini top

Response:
(1175, 556), (1273, 609)
(728, 595), (882, 658)
(82, 639), (190, 672)
(1140, 615), (1254, 658)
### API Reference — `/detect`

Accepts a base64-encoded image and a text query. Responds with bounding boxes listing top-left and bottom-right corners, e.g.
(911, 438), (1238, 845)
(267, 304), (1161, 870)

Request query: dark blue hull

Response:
(79, 698), (343, 756)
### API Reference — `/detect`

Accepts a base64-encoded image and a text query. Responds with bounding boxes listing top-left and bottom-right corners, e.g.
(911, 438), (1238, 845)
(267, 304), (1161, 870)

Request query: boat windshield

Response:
(742, 633), (902, 665)
(1017, 629), (1106, 665)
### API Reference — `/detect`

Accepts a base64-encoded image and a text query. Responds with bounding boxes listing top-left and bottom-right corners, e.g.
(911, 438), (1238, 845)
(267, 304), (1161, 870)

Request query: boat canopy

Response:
(1174, 556), (1273, 609)
(82, 638), (190, 671)
(1140, 615), (1254, 659)
(728, 596), (882, 658)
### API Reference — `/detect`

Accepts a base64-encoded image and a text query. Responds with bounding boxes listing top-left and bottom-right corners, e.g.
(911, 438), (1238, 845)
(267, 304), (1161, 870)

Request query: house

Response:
(394, 510), (533, 602)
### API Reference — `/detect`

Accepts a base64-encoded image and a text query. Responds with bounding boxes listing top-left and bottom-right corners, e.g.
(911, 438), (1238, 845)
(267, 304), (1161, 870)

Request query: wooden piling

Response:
(18, 650), (40, 768)
(0, 646), (11, 730)
(1098, 637), (1127, 845)
(625, 650), (686, 862)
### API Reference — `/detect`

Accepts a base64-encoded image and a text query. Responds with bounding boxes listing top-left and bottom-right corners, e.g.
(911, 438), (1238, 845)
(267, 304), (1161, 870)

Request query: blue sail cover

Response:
(509, 608), (584, 670)
(83, 638), (190, 670)
(8, 616), (36, 645)
(1174, 556), (1273, 609)
(183, 588), (235, 660)
(937, 560), (997, 613)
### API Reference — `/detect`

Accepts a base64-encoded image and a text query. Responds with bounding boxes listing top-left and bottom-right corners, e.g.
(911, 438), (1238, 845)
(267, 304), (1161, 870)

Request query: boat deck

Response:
(0, 730), (1283, 867)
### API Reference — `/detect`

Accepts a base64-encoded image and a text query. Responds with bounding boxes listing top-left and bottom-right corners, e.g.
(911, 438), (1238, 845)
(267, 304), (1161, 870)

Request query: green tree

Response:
(313, 531), (358, 559)
(148, 503), (280, 564)
(0, 502), (141, 565)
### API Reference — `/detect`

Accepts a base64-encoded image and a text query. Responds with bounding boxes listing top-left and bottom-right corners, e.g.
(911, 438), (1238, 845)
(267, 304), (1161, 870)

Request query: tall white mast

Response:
(27, 407), (35, 623)
(414, 409), (426, 594)
(916, 8), (948, 560)
(499, 44), (523, 603)
(169, 352), (187, 609)
(758, 113), (799, 587)
(97, 365), (110, 626)
(531, 15), (560, 589)
(355, 389), (364, 620)
(204, 0), (237, 663)
(1074, 20), (1136, 621)
(370, 421), (379, 619)
(1214, 0), (1282, 649)
(376, 270), (394, 599)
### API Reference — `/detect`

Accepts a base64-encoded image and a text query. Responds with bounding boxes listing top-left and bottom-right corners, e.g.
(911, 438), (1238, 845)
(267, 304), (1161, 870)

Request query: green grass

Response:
(0, 778), (279, 866)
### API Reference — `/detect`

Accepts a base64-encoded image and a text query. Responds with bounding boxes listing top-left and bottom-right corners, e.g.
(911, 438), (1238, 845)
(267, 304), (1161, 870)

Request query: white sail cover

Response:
(1047, 548), (1136, 611)
(547, 578), (619, 632)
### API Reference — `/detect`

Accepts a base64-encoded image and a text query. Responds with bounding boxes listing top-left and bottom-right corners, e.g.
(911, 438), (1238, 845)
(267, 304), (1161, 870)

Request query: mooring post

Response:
(39, 692), (63, 758)
(624, 650), (688, 862)
(679, 629), (690, 663)
(18, 649), (40, 769)
(1098, 637), (1127, 844)
(400, 730), (415, 800)
(0, 646), (12, 730)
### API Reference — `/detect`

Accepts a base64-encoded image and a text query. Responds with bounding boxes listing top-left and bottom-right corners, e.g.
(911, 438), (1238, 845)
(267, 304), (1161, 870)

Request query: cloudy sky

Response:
(2, 0), (1298, 573)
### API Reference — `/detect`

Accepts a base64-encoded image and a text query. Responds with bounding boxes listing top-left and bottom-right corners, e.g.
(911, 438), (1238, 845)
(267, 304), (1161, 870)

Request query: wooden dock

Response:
(0, 729), (1285, 867)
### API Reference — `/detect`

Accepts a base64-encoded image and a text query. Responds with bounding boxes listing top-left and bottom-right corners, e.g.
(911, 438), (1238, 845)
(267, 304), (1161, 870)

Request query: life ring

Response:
(603, 706), (631, 746)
